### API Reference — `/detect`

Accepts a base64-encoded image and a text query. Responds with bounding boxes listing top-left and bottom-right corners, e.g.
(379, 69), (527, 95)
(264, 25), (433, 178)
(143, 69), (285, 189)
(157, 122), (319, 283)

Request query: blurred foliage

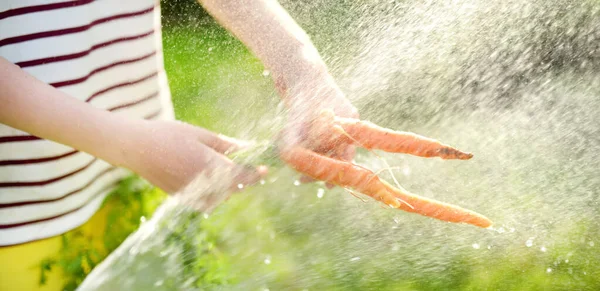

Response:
(40, 177), (166, 290)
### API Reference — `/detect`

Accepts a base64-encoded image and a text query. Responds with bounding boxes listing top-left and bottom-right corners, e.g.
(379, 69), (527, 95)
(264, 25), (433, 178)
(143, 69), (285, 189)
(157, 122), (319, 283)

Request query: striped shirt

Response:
(0, 0), (175, 246)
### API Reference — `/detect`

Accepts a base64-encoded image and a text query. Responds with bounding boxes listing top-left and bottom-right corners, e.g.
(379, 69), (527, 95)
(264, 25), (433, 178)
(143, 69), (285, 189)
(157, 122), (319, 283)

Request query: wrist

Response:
(104, 116), (150, 171)
(271, 45), (329, 91)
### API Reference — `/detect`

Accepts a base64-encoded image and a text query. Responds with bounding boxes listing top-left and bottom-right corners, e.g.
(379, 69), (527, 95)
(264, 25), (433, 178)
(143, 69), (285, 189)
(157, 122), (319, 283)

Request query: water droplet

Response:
(260, 179), (266, 185)
(264, 255), (271, 265)
(262, 70), (270, 77)
(208, 47), (213, 52)
(293, 180), (301, 186)
(350, 257), (360, 262)
(402, 166), (411, 176)
(589, 241), (595, 247)
(317, 188), (325, 198)
(547, 268), (552, 273)
(203, 213), (209, 219)
(237, 183), (244, 189)
(472, 243), (480, 249)
(565, 259), (569, 263)
(540, 246), (547, 252)
(525, 238), (534, 247)
(140, 216), (146, 223)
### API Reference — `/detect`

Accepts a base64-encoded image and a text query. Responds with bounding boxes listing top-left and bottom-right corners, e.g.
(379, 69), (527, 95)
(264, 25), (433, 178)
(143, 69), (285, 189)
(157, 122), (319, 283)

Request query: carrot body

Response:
(378, 179), (492, 228)
(280, 146), (492, 228)
(334, 116), (473, 160)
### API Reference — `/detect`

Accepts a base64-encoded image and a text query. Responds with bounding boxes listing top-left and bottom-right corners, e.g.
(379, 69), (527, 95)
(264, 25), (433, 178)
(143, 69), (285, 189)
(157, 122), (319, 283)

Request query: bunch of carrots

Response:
(235, 110), (492, 228)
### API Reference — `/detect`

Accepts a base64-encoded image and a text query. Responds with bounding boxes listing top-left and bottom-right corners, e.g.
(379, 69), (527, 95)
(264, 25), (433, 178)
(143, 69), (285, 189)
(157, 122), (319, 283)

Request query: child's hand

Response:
(124, 119), (267, 196)
(275, 68), (359, 185)
(198, 0), (359, 184)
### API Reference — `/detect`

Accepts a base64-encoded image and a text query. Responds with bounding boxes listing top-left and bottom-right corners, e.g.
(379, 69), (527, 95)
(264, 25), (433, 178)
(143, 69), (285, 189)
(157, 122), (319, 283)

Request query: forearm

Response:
(0, 57), (138, 168)
(198, 0), (329, 85)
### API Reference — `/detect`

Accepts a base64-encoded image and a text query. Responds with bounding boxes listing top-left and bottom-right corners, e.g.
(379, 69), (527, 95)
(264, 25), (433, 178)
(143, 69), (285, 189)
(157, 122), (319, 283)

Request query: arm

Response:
(198, 0), (327, 90)
(0, 57), (262, 195)
(0, 57), (133, 167)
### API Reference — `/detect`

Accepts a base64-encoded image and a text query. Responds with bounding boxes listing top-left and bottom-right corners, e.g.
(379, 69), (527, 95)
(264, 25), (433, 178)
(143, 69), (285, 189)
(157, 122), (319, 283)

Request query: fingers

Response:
(179, 123), (268, 184)
(200, 147), (268, 192)
(133, 120), (269, 203)
(173, 120), (253, 154)
(177, 161), (268, 213)
(213, 134), (255, 154)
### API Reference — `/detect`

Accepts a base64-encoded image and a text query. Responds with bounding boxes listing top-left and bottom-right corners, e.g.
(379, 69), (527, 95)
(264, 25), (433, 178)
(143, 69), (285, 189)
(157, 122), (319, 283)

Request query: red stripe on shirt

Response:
(50, 51), (157, 88)
(0, 158), (97, 187)
(108, 91), (159, 112)
(0, 135), (41, 143)
(0, 5), (155, 47)
(0, 166), (117, 208)
(0, 0), (94, 20)
(86, 71), (158, 102)
(0, 150), (78, 166)
(15, 30), (155, 68)
(0, 180), (120, 230)
(145, 108), (163, 120)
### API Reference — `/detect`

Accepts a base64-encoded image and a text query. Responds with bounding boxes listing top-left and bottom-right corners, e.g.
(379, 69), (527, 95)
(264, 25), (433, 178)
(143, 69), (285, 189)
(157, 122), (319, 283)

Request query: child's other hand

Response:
(124, 119), (267, 196)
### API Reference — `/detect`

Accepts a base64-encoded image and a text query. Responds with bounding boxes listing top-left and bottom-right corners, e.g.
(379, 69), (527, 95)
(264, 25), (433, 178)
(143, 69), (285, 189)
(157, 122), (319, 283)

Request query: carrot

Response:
(280, 146), (492, 228)
(333, 116), (473, 160)
(378, 179), (492, 228)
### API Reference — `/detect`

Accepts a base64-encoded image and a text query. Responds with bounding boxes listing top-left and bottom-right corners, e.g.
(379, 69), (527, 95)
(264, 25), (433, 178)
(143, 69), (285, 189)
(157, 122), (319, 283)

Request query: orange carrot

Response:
(378, 179), (492, 228)
(280, 146), (492, 228)
(333, 116), (473, 160)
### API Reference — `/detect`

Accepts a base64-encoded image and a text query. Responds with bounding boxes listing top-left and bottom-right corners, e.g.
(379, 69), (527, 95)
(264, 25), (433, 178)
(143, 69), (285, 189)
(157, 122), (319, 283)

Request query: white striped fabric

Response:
(0, 0), (175, 246)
